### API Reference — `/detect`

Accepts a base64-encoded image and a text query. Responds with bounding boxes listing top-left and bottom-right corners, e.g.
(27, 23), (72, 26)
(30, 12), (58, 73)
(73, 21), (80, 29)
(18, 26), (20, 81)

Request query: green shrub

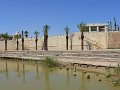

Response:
(115, 65), (120, 74)
(43, 57), (59, 68)
(113, 65), (120, 86)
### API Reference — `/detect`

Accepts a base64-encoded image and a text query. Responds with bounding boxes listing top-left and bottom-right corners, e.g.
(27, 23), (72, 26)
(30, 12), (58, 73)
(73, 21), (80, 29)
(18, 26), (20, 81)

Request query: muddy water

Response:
(0, 60), (120, 90)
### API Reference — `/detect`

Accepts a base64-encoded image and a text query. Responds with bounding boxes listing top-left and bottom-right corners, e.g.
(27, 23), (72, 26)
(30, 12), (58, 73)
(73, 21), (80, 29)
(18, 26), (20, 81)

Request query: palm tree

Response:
(77, 22), (86, 50)
(22, 31), (24, 50)
(14, 32), (20, 50)
(43, 25), (49, 51)
(64, 26), (69, 50)
(24, 31), (29, 38)
(34, 31), (39, 50)
(4, 32), (8, 51)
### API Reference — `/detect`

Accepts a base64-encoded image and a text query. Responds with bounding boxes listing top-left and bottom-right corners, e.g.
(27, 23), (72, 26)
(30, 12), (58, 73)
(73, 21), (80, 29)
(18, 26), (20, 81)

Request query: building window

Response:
(91, 26), (97, 31)
(99, 26), (105, 32)
(84, 27), (89, 32)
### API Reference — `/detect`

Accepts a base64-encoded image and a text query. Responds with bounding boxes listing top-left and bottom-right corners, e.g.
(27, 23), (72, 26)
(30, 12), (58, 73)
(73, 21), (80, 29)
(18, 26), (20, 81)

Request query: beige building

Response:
(84, 23), (111, 32)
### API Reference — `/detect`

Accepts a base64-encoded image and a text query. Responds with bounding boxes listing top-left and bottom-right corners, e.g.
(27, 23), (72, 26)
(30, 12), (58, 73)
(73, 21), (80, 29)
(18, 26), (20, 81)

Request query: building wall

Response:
(0, 32), (110, 51)
(108, 32), (120, 49)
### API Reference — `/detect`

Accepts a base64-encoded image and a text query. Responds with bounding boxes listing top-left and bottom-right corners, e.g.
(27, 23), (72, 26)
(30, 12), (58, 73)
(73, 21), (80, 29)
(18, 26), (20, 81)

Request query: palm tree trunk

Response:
(46, 36), (48, 51)
(35, 37), (38, 50)
(5, 38), (7, 51)
(70, 40), (72, 50)
(81, 38), (84, 50)
(66, 36), (68, 50)
(36, 41), (37, 50)
(44, 35), (48, 51)
(17, 38), (19, 50)
(22, 38), (24, 50)
(44, 38), (45, 50)
(44, 39), (47, 50)
(22, 31), (24, 50)
(81, 33), (84, 50)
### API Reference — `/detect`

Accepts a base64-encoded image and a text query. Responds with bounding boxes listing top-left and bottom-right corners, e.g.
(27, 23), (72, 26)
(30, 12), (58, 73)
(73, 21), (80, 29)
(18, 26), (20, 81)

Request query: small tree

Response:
(34, 31), (39, 50)
(77, 22), (86, 50)
(64, 26), (69, 50)
(24, 31), (29, 38)
(1, 33), (12, 50)
(43, 25), (49, 51)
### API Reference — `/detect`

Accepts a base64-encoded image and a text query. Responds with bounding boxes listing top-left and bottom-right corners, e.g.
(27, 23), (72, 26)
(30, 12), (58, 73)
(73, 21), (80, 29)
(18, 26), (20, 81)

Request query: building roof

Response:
(86, 23), (109, 27)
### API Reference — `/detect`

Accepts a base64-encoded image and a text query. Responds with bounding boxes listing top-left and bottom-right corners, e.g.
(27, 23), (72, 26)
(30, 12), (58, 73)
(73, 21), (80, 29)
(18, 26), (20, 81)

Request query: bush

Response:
(115, 65), (120, 75)
(43, 57), (59, 68)
(112, 65), (120, 86)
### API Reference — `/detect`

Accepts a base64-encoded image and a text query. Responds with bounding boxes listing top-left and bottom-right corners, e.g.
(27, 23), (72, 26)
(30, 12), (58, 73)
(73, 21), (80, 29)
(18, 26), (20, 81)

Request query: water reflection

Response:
(0, 60), (120, 90)
(44, 68), (50, 90)
(5, 62), (8, 80)
(36, 64), (39, 80)
(17, 63), (20, 77)
(81, 72), (87, 90)
(66, 70), (70, 86)
(23, 64), (25, 83)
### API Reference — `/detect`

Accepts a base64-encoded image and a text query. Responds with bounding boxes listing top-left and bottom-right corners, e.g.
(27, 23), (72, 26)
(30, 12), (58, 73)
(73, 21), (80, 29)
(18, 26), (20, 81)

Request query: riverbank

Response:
(0, 50), (120, 67)
(1, 50), (120, 83)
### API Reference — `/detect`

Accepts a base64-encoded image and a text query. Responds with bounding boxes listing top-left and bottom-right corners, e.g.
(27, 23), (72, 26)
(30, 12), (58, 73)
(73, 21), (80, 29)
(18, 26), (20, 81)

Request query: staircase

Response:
(84, 37), (103, 49)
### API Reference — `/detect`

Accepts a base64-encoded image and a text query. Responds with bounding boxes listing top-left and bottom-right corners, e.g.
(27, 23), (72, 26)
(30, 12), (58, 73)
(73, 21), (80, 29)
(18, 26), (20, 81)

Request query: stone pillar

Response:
(89, 27), (91, 32)
(105, 26), (108, 32)
(97, 26), (99, 32)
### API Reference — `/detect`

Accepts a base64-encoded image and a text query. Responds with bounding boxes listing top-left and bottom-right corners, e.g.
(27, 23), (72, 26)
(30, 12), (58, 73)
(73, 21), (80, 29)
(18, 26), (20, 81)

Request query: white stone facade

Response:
(84, 23), (110, 32)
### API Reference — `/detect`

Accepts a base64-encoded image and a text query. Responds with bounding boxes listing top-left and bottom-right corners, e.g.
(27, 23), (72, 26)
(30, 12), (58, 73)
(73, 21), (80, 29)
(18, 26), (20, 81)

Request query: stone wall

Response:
(0, 32), (109, 51)
(108, 32), (120, 49)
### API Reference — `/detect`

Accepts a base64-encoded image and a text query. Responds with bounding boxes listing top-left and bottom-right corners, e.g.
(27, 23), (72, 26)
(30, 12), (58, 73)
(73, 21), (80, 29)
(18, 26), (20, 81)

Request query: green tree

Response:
(43, 25), (49, 51)
(24, 31), (29, 38)
(77, 22), (86, 50)
(0, 34), (13, 40)
(34, 31), (39, 50)
(64, 26), (69, 50)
